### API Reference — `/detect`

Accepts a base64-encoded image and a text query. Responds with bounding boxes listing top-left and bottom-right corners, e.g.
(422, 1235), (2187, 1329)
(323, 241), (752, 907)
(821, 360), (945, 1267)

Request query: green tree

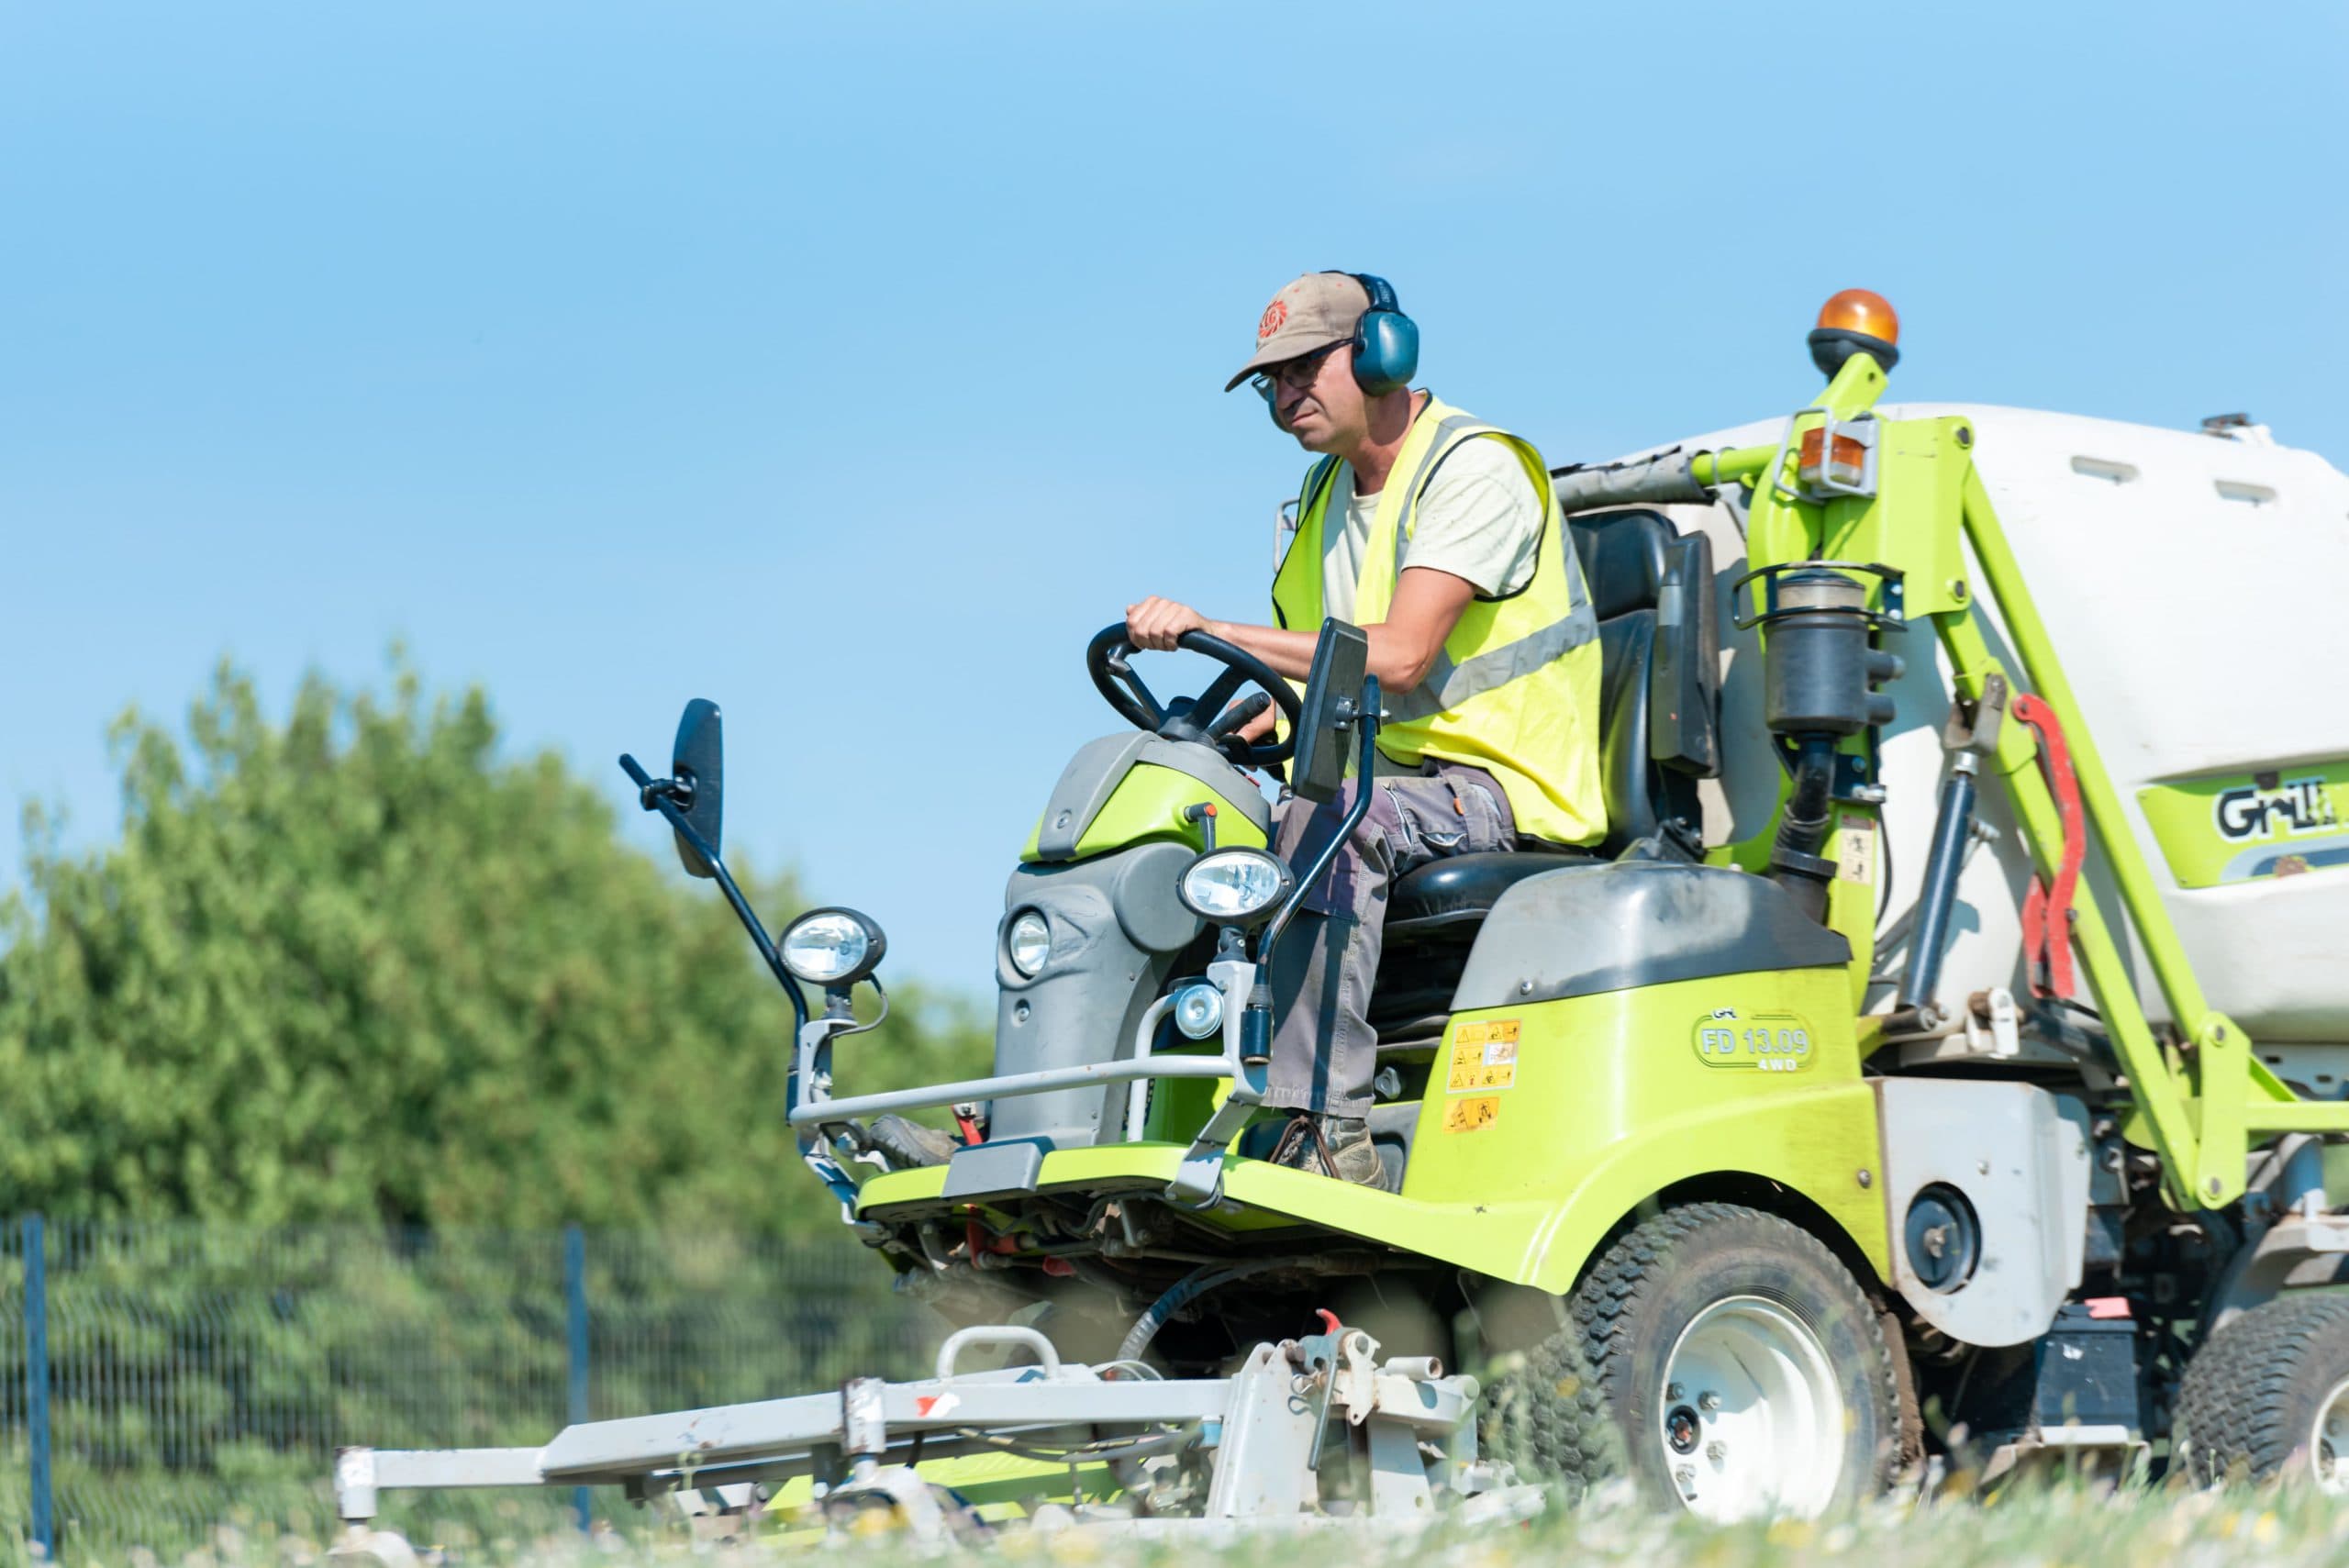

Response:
(0, 659), (987, 1236)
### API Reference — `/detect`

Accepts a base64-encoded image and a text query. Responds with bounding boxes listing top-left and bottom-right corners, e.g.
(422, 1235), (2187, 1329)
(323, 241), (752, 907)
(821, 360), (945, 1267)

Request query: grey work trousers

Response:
(1264, 762), (1516, 1116)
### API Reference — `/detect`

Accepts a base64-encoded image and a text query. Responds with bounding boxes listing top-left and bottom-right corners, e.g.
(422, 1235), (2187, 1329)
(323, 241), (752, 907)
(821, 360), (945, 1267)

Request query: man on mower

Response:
(1125, 272), (1605, 1188)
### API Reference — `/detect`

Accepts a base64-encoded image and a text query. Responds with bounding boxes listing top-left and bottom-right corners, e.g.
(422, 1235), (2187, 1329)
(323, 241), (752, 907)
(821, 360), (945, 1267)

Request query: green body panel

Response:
(1394, 974), (1886, 1290)
(856, 972), (1889, 1294)
(1019, 762), (1268, 863)
(769, 1452), (1110, 1518)
(2137, 763), (2349, 888)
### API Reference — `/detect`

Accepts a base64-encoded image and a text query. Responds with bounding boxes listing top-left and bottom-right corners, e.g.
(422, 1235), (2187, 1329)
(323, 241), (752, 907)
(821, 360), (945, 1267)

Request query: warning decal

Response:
(1447, 1019), (1520, 1092)
(1443, 1095), (1501, 1133)
(1836, 822), (1876, 886)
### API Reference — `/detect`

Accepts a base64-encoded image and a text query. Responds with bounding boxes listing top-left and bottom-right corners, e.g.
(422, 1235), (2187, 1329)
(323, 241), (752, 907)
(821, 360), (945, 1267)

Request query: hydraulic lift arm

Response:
(1711, 346), (2336, 1213)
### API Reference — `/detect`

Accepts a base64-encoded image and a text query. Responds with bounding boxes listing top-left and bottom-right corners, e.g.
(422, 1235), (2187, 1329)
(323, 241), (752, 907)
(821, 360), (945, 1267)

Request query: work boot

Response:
(869, 1114), (960, 1169)
(1266, 1114), (1390, 1191)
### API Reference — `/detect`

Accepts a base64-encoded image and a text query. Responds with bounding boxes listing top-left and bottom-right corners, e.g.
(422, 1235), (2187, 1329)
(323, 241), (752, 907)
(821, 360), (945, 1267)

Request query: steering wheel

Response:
(1085, 624), (1302, 767)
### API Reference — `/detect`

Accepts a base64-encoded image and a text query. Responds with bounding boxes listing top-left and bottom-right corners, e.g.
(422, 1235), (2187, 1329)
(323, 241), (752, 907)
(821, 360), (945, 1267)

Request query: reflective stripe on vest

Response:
(1270, 395), (1607, 845)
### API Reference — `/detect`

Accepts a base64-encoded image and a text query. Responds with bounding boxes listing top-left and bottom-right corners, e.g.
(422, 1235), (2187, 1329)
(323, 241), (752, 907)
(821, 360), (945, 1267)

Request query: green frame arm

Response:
(1721, 352), (2318, 1211)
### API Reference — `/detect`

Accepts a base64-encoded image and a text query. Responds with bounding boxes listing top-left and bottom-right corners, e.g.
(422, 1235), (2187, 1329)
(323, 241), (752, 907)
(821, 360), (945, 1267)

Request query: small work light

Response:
(1006, 908), (1052, 979)
(1172, 983), (1225, 1040)
(780, 907), (888, 987)
(1176, 848), (1294, 927)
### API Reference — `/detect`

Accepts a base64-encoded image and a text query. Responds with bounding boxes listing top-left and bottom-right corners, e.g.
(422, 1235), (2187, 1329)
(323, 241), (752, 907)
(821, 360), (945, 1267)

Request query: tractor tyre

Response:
(1477, 1301), (1623, 1496)
(1488, 1202), (1902, 1520)
(2175, 1292), (2349, 1488)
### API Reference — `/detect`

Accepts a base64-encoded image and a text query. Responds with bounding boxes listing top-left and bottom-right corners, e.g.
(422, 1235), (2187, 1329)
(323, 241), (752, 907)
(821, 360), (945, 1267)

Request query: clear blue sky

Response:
(6, 2), (2343, 995)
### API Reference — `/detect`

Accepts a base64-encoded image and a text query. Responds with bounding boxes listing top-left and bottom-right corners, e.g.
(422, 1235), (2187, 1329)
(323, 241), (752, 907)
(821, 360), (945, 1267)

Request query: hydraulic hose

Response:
(1897, 754), (1981, 1011)
(1767, 736), (1841, 922)
(1117, 1259), (1286, 1364)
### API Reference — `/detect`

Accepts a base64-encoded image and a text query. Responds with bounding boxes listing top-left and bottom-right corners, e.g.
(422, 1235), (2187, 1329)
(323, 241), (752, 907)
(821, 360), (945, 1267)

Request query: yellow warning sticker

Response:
(1447, 1019), (1520, 1092)
(1444, 1095), (1501, 1133)
(1836, 822), (1876, 885)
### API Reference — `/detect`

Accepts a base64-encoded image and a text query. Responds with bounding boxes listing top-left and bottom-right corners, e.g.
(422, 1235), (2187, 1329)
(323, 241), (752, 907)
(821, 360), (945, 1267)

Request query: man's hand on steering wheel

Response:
(1123, 595), (1208, 652)
(1088, 612), (1300, 768)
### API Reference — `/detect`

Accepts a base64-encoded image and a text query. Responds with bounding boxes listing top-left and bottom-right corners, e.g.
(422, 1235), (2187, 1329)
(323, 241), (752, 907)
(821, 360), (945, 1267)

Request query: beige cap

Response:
(1223, 272), (1366, 392)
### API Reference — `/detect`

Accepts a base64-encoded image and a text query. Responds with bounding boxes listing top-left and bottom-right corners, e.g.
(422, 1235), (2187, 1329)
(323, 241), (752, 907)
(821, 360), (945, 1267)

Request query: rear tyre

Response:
(2176, 1293), (2349, 1488)
(1484, 1203), (1902, 1520)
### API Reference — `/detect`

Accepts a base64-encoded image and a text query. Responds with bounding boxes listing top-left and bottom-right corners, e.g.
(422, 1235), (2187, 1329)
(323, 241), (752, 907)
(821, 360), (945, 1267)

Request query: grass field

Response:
(117, 1482), (2349, 1568)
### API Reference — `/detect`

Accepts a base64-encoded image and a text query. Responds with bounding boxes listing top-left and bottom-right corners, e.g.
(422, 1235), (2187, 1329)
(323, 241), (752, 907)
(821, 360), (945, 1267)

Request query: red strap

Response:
(2009, 694), (2084, 999)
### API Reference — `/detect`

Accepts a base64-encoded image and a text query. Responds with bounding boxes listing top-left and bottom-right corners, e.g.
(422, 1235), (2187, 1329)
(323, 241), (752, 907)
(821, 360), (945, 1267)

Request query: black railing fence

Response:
(0, 1217), (934, 1564)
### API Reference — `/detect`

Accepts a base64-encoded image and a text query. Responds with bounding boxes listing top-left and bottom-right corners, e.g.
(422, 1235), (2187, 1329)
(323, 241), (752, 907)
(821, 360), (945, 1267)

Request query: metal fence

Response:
(0, 1217), (936, 1565)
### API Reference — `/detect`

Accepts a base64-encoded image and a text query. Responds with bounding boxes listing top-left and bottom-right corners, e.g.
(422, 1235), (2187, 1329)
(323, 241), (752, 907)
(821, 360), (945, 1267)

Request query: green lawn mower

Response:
(333, 292), (2349, 1549)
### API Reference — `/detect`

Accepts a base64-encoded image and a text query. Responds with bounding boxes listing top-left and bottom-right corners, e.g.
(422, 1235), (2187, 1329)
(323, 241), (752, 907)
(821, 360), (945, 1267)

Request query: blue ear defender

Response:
(1252, 272), (1419, 422)
(1344, 272), (1419, 396)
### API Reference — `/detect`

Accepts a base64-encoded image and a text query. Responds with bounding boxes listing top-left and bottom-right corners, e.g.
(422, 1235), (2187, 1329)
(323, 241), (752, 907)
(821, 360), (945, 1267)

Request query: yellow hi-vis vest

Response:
(1271, 395), (1606, 847)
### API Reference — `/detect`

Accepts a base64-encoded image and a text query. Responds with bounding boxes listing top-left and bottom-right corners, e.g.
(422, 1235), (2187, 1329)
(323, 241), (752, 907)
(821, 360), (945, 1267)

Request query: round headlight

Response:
(1007, 908), (1051, 978)
(780, 907), (887, 986)
(1177, 848), (1294, 926)
(1172, 983), (1224, 1040)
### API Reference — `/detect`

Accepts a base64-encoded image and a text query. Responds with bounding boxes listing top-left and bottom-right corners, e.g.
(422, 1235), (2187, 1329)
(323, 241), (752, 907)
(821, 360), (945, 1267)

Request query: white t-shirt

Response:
(1318, 436), (1542, 623)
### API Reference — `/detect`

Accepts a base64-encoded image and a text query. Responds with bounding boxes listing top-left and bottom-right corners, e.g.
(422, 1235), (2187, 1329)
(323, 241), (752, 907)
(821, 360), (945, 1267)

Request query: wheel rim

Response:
(2311, 1376), (2349, 1493)
(1657, 1295), (1846, 1522)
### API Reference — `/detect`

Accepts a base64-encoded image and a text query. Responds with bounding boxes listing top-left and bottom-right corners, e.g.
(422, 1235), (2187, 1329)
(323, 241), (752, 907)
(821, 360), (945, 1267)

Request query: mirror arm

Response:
(1252, 675), (1381, 983)
(620, 752), (810, 1029)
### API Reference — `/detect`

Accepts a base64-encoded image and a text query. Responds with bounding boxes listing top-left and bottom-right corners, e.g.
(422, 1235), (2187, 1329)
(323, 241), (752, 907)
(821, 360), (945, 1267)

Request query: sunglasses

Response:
(1251, 341), (1345, 402)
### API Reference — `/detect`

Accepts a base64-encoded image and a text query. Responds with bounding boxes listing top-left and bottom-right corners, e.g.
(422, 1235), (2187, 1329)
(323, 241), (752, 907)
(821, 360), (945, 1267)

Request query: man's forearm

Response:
(1206, 617), (1445, 693)
(1201, 619), (1323, 683)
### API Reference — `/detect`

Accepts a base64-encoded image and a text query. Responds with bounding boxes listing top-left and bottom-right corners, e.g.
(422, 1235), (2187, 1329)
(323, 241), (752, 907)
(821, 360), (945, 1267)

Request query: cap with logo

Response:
(1224, 273), (1373, 392)
(1224, 272), (1419, 397)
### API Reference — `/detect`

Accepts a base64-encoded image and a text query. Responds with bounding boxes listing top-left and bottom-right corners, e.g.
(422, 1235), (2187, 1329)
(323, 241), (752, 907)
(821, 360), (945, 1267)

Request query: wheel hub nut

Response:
(1674, 1465), (1695, 1491)
(1665, 1383), (1685, 1401)
(1706, 1440), (1727, 1462)
(1698, 1391), (1721, 1412)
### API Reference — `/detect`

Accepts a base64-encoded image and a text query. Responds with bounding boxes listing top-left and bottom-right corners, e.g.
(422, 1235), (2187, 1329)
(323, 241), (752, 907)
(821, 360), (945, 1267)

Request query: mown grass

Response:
(57, 1482), (2349, 1568)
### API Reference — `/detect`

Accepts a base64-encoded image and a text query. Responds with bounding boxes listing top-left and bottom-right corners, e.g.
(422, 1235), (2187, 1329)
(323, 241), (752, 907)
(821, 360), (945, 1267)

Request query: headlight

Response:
(1172, 983), (1224, 1040)
(1177, 848), (1294, 926)
(781, 907), (888, 986)
(1007, 908), (1051, 978)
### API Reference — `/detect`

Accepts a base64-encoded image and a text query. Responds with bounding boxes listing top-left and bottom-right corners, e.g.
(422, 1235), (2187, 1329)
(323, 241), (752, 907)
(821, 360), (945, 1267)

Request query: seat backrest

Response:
(1567, 510), (1720, 854)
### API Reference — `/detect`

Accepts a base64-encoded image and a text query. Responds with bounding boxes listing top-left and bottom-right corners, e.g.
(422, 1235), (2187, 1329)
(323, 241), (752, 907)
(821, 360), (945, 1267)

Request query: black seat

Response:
(1370, 510), (1720, 1040)
(1386, 850), (1598, 932)
(1575, 508), (1720, 851)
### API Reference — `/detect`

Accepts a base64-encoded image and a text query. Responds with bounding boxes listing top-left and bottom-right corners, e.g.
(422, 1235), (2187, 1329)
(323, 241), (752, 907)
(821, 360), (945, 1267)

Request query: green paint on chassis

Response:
(2137, 762), (2349, 889)
(858, 969), (1887, 1292)
(1020, 761), (1270, 863)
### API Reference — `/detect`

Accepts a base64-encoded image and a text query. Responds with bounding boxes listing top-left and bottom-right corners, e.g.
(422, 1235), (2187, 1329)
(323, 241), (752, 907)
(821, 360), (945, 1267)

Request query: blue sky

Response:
(6, 2), (2343, 995)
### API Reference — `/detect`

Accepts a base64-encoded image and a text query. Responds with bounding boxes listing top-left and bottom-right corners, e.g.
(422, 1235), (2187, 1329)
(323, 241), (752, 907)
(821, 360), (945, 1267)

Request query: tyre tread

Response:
(2176, 1291), (2349, 1485)
(1484, 1201), (1903, 1500)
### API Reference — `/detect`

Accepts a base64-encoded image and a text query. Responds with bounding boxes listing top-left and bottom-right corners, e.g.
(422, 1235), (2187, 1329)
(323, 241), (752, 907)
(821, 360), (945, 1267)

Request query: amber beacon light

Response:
(1808, 288), (1901, 378)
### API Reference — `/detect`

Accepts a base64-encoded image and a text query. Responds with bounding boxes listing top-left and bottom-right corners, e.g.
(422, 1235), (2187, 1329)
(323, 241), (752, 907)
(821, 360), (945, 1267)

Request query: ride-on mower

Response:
(334, 293), (2349, 1547)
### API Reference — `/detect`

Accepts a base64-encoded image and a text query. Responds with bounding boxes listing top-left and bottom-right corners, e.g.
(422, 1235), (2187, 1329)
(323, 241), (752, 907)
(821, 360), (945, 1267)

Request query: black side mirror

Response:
(669, 699), (725, 878)
(1290, 620), (1368, 806)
